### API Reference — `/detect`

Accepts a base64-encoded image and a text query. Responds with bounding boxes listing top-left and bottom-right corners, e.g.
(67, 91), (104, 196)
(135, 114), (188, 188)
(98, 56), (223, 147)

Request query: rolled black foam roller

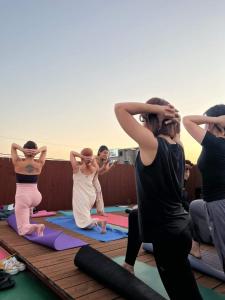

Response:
(74, 245), (165, 300)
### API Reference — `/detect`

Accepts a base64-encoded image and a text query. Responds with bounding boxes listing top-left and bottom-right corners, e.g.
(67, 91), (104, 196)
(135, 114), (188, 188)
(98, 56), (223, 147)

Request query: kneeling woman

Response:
(11, 141), (47, 236)
(70, 148), (107, 233)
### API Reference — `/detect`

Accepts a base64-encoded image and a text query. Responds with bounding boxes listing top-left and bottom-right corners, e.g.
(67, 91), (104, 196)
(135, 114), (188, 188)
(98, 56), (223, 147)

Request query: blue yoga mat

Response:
(46, 216), (127, 242)
(58, 206), (128, 216)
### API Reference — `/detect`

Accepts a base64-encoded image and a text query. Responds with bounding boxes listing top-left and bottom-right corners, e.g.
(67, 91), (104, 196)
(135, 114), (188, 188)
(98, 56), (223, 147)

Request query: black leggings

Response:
(153, 226), (202, 300)
(125, 209), (142, 266)
(125, 209), (202, 300)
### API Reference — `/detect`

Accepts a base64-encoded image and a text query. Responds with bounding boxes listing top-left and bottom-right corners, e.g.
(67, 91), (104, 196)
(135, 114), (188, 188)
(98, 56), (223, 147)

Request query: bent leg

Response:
(153, 226), (203, 300)
(124, 209), (142, 267)
(190, 199), (212, 244)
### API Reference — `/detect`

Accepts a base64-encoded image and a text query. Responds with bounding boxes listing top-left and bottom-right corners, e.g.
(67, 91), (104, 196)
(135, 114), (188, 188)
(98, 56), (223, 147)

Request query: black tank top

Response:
(16, 173), (38, 183)
(135, 137), (189, 242)
(198, 131), (225, 202)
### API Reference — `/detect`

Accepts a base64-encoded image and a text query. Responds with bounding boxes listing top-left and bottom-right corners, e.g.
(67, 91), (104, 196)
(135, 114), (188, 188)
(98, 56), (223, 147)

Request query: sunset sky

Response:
(1, 0), (225, 163)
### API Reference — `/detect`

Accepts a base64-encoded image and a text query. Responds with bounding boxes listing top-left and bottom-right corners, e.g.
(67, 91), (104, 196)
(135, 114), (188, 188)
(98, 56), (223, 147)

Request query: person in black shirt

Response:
(123, 158), (194, 274)
(115, 98), (202, 300)
(182, 160), (194, 212)
(183, 105), (225, 270)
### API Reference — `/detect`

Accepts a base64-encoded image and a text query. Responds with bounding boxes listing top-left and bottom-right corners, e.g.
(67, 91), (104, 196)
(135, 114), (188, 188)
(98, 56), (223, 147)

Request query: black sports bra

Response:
(16, 173), (38, 183)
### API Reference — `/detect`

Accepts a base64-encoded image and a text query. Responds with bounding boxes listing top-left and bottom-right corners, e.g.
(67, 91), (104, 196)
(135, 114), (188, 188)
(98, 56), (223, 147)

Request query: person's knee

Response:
(190, 199), (205, 215)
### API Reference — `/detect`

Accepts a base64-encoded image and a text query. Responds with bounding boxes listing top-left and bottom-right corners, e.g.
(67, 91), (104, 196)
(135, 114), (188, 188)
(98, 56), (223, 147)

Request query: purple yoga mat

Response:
(7, 214), (87, 250)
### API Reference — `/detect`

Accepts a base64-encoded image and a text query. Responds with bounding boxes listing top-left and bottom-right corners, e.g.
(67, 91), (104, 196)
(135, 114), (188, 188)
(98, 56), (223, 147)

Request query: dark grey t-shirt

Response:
(135, 137), (189, 243)
(198, 131), (225, 202)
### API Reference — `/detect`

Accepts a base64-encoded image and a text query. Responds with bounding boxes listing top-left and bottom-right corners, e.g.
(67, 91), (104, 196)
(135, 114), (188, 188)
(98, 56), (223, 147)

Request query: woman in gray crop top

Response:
(11, 141), (47, 236)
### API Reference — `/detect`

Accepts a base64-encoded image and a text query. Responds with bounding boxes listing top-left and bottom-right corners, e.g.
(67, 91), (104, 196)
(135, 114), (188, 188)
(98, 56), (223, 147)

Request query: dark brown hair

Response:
(140, 97), (178, 138)
(23, 140), (37, 149)
(205, 104), (225, 133)
(97, 145), (109, 156)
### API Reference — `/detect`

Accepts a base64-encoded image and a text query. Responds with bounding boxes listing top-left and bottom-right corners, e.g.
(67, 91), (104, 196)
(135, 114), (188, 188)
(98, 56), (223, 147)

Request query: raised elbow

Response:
(182, 116), (190, 127)
(114, 103), (124, 113)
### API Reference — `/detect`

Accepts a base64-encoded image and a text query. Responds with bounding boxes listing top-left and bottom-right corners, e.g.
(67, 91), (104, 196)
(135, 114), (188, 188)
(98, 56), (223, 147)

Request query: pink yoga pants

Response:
(15, 184), (42, 235)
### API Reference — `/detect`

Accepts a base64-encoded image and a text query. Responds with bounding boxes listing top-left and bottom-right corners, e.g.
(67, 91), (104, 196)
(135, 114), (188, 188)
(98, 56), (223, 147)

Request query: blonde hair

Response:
(81, 148), (93, 156)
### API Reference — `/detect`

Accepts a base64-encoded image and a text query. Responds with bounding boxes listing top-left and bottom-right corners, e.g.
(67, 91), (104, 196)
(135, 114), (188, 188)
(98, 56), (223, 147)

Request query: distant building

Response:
(109, 147), (139, 165)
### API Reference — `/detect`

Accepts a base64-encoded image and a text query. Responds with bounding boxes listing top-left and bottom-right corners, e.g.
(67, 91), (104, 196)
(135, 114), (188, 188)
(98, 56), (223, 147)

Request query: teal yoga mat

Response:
(1, 270), (60, 300)
(113, 257), (225, 300)
(58, 206), (128, 216)
(143, 243), (225, 282)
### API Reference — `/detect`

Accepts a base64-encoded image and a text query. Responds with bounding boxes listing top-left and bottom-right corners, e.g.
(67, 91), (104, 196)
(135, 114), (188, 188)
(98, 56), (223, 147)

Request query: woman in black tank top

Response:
(115, 98), (202, 300)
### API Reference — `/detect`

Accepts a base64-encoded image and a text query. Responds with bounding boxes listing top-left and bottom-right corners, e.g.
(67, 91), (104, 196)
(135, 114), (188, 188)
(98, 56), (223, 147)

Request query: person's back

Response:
(136, 137), (189, 242)
(70, 148), (107, 233)
(115, 97), (202, 299)
(14, 159), (42, 175)
(11, 141), (47, 237)
(197, 132), (225, 202)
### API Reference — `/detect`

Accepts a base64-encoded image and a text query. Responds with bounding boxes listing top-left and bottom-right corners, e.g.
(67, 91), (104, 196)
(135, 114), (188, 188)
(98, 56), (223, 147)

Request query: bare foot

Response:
(123, 262), (134, 274)
(36, 224), (45, 237)
(100, 221), (107, 233)
(190, 240), (201, 259)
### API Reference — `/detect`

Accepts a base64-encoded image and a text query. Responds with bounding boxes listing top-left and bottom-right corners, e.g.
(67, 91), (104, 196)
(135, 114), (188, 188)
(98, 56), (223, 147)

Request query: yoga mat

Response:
(7, 214), (87, 251)
(31, 210), (56, 218)
(92, 213), (128, 228)
(46, 216), (127, 242)
(58, 206), (128, 216)
(0, 247), (10, 260)
(114, 256), (225, 300)
(74, 245), (165, 300)
(143, 243), (225, 282)
(189, 249), (225, 282)
(110, 224), (128, 233)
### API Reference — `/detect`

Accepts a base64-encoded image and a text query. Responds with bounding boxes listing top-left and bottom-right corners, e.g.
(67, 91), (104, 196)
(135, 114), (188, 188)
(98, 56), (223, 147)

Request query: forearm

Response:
(92, 158), (99, 169)
(70, 151), (82, 159)
(37, 146), (47, 154)
(115, 102), (163, 116)
(183, 115), (219, 126)
(11, 143), (23, 152)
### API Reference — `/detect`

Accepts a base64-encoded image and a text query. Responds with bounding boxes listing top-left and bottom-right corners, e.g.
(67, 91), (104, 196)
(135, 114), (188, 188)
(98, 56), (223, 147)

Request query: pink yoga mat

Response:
(92, 213), (128, 228)
(32, 210), (56, 218)
(0, 247), (10, 260)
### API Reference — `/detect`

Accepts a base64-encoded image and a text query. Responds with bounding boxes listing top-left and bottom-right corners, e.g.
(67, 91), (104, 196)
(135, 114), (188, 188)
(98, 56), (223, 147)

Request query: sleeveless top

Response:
(198, 131), (225, 202)
(16, 173), (38, 183)
(135, 137), (189, 242)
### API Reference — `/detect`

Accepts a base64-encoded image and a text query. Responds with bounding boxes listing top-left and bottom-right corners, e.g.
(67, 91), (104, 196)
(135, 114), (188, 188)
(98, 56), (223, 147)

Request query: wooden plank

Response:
(1, 218), (225, 300)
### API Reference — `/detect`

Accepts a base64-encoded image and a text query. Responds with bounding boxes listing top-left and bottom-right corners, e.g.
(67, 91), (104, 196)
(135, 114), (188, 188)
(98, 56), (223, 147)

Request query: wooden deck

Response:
(0, 215), (225, 299)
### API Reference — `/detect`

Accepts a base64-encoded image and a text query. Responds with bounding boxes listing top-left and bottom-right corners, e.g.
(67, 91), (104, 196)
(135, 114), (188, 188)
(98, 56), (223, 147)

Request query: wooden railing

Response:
(0, 158), (202, 211)
(0, 158), (137, 210)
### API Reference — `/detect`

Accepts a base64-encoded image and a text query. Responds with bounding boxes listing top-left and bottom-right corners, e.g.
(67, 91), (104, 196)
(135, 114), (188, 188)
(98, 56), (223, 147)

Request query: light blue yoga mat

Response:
(114, 257), (225, 300)
(46, 216), (127, 242)
(58, 206), (128, 216)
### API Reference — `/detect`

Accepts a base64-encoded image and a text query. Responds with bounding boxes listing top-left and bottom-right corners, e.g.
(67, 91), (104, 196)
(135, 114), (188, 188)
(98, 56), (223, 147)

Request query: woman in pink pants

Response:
(11, 141), (47, 236)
